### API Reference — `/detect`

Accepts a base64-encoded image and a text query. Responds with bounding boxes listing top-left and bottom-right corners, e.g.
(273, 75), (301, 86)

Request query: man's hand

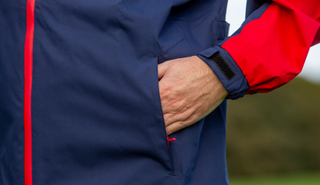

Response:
(158, 56), (228, 135)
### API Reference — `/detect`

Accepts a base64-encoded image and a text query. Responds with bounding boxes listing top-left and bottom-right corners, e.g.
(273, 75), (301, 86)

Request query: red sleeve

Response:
(222, 0), (320, 94)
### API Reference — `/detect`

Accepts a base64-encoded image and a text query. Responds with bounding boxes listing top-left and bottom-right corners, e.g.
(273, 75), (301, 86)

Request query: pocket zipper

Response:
(167, 136), (176, 147)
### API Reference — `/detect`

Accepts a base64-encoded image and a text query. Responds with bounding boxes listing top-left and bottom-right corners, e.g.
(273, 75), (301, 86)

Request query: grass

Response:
(229, 172), (320, 185)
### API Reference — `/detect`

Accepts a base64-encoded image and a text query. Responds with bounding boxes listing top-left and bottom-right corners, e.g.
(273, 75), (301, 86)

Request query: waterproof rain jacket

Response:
(1, 0), (319, 184)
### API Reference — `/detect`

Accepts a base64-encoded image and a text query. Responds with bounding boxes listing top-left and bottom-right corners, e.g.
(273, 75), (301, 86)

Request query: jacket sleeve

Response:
(198, 0), (320, 99)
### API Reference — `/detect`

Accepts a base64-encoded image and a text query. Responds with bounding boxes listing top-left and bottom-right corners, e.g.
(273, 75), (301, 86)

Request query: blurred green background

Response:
(226, 77), (320, 184)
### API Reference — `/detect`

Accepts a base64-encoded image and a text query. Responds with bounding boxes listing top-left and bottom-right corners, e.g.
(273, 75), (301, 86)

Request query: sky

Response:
(226, 0), (320, 83)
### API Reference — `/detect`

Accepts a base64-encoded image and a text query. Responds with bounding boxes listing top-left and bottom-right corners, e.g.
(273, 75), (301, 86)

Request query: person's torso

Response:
(0, 0), (230, 184)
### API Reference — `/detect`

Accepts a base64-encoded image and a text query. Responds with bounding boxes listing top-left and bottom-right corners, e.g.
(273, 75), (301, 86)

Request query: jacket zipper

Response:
(24, 0), (35, 184)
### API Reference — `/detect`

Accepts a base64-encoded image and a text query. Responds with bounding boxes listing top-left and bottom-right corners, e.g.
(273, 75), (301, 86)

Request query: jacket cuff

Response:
(198, 47), (249, 99)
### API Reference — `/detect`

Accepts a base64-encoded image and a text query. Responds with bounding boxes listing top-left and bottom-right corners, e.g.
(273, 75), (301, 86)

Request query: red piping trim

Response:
(24, 0), (35, 184)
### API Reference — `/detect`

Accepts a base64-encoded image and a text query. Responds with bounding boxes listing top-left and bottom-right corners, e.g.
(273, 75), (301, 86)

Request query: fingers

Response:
(157, 60), (173, 80)
(165, 118), (195, 135)
(164, 109), (198, 135)
(166, 121), (184, 135)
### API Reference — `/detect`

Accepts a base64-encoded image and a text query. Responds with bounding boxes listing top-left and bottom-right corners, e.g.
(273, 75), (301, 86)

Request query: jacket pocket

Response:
(156, 22), (202, 177)
(214, 20), (230, 43)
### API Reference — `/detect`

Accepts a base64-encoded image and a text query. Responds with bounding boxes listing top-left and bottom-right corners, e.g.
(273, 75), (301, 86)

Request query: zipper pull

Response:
(167, 136), (176, 147)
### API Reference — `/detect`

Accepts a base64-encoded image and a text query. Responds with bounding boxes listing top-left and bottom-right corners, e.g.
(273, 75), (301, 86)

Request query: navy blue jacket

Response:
(1, 0), (319, 184)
